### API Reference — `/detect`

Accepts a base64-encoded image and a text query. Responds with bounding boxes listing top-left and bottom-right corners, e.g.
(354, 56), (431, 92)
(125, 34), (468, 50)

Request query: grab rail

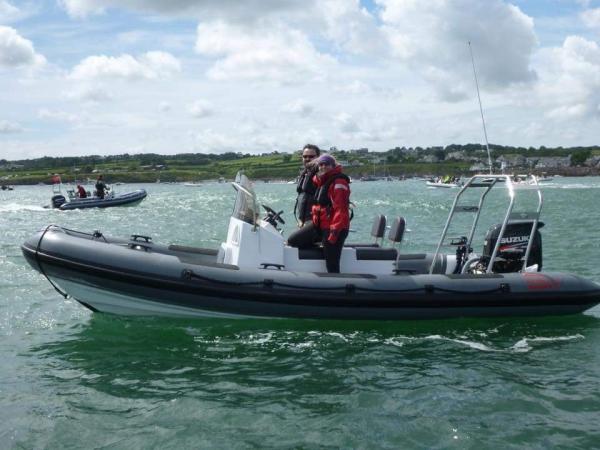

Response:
(429, 174), (543, 274)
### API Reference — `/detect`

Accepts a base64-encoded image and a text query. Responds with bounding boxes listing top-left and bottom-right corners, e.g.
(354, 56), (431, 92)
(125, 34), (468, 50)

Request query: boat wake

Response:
(0, 203), (48, 212)
(539, 182), (600, 190)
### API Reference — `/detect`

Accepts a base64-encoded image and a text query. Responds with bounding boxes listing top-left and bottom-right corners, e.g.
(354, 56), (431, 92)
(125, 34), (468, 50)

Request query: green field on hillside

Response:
(1, 145), (598, 185)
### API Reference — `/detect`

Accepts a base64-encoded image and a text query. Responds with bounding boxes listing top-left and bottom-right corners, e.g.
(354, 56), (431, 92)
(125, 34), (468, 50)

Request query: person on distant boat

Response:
(76, 184), (87, 198)
(95, 175), (109, 199)
(288, 154), (351, 273)
(293, 144), (320, 227)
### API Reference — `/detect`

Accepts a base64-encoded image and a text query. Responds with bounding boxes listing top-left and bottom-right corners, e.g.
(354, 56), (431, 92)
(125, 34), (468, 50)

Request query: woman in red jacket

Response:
(287, 154), (351, 273)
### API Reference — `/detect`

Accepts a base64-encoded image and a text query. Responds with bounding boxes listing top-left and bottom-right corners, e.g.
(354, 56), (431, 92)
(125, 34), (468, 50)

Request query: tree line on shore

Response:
(1, 143), (599, 185)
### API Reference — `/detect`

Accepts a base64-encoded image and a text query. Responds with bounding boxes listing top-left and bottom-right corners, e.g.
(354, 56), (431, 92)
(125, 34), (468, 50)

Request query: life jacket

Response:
(311, 167), (351, 231)
(296, 168), (317, 194)
(314, 173), (351, 208)
(294, 167), (318, 223)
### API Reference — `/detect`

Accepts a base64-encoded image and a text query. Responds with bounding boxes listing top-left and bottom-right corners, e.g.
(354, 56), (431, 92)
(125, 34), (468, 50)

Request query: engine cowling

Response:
(51, 194), (66, 209)
(480, 220), (543, 272)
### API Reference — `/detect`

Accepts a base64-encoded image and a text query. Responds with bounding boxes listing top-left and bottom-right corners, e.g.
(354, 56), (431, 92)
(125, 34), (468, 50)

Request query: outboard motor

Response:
(51, 194), (66, 209)
(479, 220), (543, 273)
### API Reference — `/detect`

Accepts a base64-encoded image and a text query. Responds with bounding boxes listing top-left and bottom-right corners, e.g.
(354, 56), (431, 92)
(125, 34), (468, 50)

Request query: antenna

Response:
(468, 41), (492, 174)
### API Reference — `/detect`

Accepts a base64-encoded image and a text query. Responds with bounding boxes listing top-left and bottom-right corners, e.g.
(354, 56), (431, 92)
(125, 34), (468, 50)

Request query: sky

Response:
(1, 0), (600, 160)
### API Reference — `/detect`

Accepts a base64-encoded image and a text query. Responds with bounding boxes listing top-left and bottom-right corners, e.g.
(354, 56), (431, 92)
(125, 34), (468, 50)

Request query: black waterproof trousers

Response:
(287, 223), (349, 273)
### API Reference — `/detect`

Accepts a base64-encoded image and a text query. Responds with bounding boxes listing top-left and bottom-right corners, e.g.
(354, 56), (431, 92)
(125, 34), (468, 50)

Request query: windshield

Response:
(231, 171), (258, 225)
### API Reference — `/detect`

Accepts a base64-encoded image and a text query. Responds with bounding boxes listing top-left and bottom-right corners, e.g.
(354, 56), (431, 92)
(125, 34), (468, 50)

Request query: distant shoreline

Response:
(2, 145), (599, 185)
(2, 168), (599, 187)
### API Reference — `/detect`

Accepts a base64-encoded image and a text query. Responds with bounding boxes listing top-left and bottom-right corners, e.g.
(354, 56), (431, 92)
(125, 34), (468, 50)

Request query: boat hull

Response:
(426, 181), (459, 188)
(59, 189), (147, 210)
(48, 275), (599, 320)
(21, 227), (600, 320)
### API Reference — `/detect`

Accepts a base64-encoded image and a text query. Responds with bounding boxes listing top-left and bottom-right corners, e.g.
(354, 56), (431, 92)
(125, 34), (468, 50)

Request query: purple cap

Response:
(317, 154), (336, 166)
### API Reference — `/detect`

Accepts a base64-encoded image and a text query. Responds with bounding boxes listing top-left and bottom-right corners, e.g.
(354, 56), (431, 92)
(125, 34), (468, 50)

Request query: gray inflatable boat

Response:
(21, 173), (600, 320)
(48, 177), (146, 210)
(51, 189), (147, 210)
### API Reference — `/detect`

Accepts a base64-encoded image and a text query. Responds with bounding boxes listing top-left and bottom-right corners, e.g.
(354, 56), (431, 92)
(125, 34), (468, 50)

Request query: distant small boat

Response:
(48, 176), (147, 210)
(360, 175), (378, 182)
(511, 175), (540, 186)
(426, 176), (462, 188)
(51, 190), (147, 210)
(184, 182), (203, 187)
(426, 181), (461, 188)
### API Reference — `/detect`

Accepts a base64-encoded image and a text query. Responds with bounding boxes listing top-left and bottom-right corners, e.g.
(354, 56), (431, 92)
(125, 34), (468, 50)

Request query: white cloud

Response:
(195, 21), (336, 83)
(282, 99), (314, 117)
(535, 36), (600, 120)
(317, 0), (387, 56)
(191, 128), (238, 153)
(69, 51), (181, 80)
(38, 108), (81, 124)
(335, 112), (360, 133)
(58, 0), (106, 18)
(188, 99), (214, 118)
(5, 0), (600, 159)
(159, 101), (171, 112)
(142, 51), (180, 73)
(336, 80), (373, 96)
(59, 0), (311, 21)
(57, 0), (381, 59)
(250, 133), (279, 150)
(332, 111), (398, 143)
(238, 120), (261, 135)
(377, 0), (537, 101)
(66, 84), (113, 102)
(546, 104), (588, 120)
(581, 8), (600, 28)
(0, 1), (20, 21)
(0, 119), (22, 133)
(0, 26), (46, 68)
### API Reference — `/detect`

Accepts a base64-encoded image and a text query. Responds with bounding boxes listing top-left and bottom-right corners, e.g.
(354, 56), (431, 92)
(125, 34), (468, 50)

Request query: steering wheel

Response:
(262, 204), (285, 224)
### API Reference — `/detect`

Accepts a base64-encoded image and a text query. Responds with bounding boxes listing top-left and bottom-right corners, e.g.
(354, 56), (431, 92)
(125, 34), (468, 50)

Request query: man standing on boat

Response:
(95, 175), (108, 199)
(288, 154), (351, 273)
(293, 144), (320, 227)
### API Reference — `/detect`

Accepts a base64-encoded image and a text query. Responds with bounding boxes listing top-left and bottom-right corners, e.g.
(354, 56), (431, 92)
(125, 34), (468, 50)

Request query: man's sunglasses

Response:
(302, 154), (317, 159)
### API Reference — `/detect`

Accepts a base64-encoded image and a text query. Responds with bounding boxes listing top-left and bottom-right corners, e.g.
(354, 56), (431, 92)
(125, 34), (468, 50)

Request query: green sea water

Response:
(1, 178), (600, 449)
